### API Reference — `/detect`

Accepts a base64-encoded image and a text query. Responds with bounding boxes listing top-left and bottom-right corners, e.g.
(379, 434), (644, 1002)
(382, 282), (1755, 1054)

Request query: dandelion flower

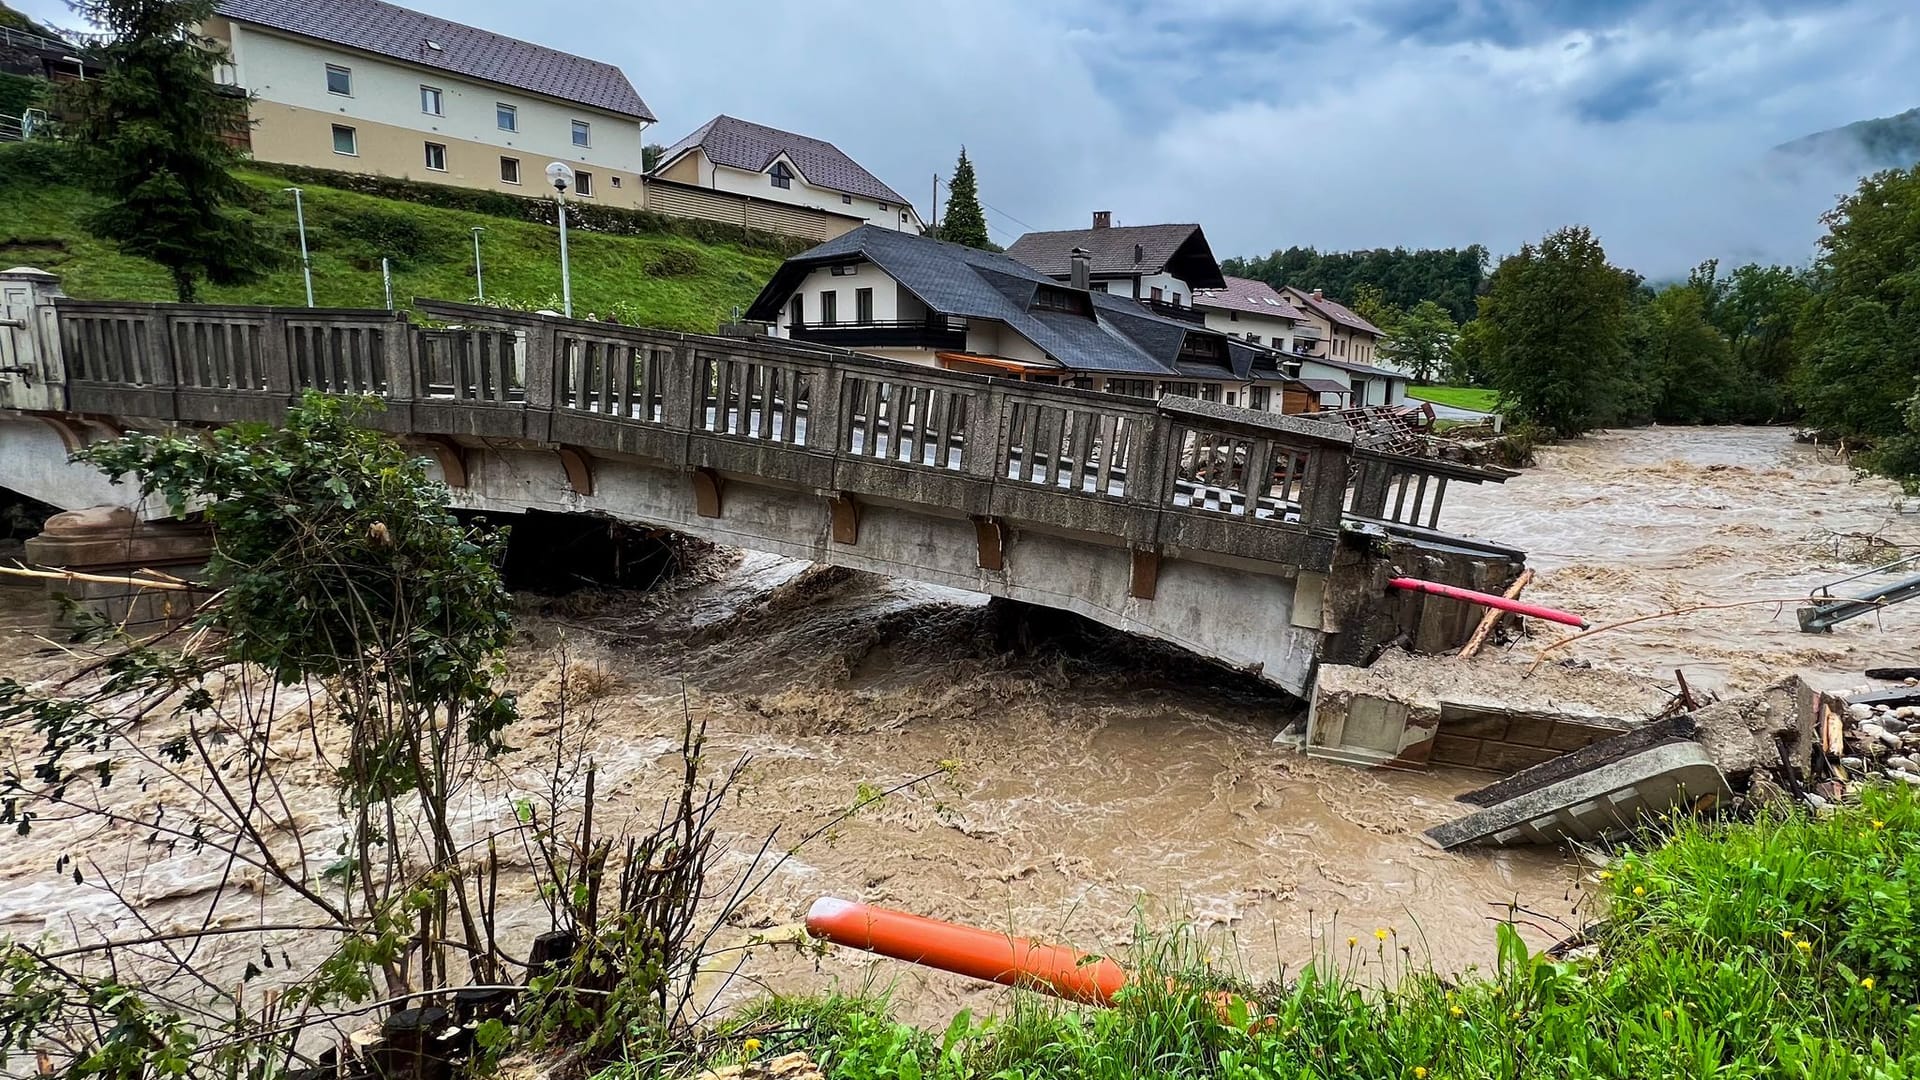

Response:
(1414, 1069), (1428, 1079)
(1795, 940), (1812, 954)
(1872, 820), (1885, 830)
(1348, 936), (1358, 948)
(1376, 928), (1391, 942)
(1449, 1005), (1465, 1019)
(1633, 886), (1646, 897)
(743, 1039), (762, 1056)
(1862, 977), (1875, 990)
(1511, 1010), (1522, 1021)
(1661, 1009), (1673, 1021)
(1597, 870), (1613, 881)
(1780, 929), (1794, 940)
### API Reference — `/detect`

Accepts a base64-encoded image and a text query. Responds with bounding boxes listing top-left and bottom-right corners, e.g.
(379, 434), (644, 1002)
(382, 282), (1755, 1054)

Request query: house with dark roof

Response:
(206, 0), (655, 205)
(1005, 213), (1226, 321)
(744, 225), (1298, 408)
(653, 115), (923, 233)
(1279, 285), (1390, 366)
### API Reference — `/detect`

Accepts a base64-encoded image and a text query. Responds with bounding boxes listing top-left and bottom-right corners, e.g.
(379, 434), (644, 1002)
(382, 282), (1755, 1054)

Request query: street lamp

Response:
(545, 161), (574, 318)
(470, 226), (485, 301)
(284, 187), (314, 307)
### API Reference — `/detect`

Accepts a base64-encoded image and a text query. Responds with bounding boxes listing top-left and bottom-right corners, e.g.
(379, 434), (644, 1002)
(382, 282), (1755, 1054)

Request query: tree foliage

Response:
(1381, 299), (1455, 384)
(62, 0), (271, 301)
(939, 147), (991, 250)
(1223, 244), (1489, 323)
(1475, 225), (1637, 437)
(1792, 165), (1920, 477)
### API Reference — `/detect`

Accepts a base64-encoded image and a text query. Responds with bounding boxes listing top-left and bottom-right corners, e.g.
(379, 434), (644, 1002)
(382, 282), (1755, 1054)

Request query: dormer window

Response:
(770, 162), (793, 189)
(1031, 285), (1090, 316)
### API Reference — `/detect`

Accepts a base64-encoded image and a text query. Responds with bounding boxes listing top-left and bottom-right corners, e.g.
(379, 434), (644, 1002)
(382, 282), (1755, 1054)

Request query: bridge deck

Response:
(0, 283), (1523, 695)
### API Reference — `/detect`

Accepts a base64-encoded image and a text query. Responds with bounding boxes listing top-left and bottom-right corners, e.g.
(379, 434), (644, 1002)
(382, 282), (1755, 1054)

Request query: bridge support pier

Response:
(21, 506), (214, 632)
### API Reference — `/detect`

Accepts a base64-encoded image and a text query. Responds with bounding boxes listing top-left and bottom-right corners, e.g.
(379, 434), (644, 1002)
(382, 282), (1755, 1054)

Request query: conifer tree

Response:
(939, 147), (991, 249)
(66, 0), (270, 301)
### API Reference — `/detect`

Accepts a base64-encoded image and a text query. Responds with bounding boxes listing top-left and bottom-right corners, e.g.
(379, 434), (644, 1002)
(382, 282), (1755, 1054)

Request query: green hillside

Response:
(0, 144), (785, 331)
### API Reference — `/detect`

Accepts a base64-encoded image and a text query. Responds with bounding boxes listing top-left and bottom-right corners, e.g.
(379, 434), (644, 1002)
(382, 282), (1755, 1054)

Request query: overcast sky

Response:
(21, 0), (1919, 278)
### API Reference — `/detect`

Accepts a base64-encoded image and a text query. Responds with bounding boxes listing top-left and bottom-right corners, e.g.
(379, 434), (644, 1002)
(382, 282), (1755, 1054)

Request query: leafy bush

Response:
(322, 204), (454, 268)
(645, 245), (704, 278)
(0, 72), (45, 119)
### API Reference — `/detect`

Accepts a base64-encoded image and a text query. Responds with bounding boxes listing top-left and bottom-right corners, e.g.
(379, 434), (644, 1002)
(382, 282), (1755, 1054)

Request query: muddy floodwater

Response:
(2, 425), (1916, 1028)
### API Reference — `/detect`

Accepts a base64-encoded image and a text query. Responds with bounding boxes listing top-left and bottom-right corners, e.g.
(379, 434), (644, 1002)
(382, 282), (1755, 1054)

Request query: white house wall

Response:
(226, 22), (647, 176)
(1201, 309), (1296, 353)
(676, 150), (921, 231)
(777, 262), (904, 326)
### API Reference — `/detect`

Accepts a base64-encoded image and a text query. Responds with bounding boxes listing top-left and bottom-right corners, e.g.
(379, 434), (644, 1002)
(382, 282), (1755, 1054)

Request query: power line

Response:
(935, 176), (1039, 236)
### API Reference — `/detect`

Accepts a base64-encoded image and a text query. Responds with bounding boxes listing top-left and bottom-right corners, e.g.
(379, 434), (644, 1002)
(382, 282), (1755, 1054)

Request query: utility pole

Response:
(471, 226), (485, 301)
(284, 187), (314, 307)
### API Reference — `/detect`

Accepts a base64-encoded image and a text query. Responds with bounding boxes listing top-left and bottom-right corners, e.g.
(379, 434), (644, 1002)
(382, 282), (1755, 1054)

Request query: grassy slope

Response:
(622, 786), (1920, 1079)
(0, 152), (782, 332)
(1407, 385), (1500, 413)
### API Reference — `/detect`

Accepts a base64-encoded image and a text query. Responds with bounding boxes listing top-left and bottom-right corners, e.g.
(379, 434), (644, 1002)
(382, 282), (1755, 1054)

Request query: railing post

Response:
(262, 310), (295, 402)
(141, 303), (179, 415)
(1298, 443), (1351, 532)
(962, 384), (1010, 481)
(383, 312), (415, 402)
(521, 319), (557, 443)
(807, 361), (843, 453)
(0, 267), (68, 412)
(656, 336), (699, 433)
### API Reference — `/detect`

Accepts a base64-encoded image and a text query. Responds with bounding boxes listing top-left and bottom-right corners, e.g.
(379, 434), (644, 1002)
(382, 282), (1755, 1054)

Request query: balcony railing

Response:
(1140, 299), (1207, 325)
(789, 318), (967, 352)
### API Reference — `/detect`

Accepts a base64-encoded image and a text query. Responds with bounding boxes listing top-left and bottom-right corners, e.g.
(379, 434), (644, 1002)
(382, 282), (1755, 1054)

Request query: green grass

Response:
(604, 786), (1920, 1079)
(0, 144), (782, 332)
(1408, 386), (1501, 413)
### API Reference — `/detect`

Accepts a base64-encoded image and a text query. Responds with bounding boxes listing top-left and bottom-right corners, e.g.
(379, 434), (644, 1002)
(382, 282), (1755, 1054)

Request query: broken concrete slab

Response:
(1305, 650), (1671, 771)
(1688, 677), (1816, 788)
(1423, 742), (1729, 850)
(1455, 714), (1698, 808)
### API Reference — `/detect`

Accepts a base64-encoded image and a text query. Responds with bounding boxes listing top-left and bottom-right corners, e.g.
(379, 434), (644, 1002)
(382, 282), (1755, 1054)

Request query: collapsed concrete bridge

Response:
(0, 268), (1523, 697)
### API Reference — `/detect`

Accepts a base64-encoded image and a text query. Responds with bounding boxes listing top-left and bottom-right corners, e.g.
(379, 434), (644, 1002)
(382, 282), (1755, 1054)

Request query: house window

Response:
(330, 124), (357, 155)
(1106, 379), (1154, 398)
(830, 264), (857, 276)
(1229, 311), (1239, 321)
(820, 290), (838, 325)
(769, 162), (793, 189)
(1090, 281), (1108, 293)
(1226, 391), (1237, 406)
(1351, 378), (1370, 404)
(878, 202), (889, 212)
(1246, 334), (1261, 346)
(423, 142), (446, 171)
(1172, 293), (1183, 307)
(571, 120), (591, 147)
(325, 64), (351, 95)
(1250, 386), (1272, 411)
(1150, 286), (1164, 302)
(855, 288), (873, 322)
(496, 103), (517, 131)
(610, 175), (621, 188)
(575, 170), (594, 196)
(788, 294), (803, 330)
(841, 193), (852, 204)
(420, 85), (442, 115)
(1200, 385), (1221, 403)
(499, 156), (521, 184)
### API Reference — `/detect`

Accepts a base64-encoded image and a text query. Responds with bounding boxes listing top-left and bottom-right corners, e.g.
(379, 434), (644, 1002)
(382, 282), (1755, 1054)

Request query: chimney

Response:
(1312, 288), (1323, 301)
(1092, 210), (1112, 229)
(1069, 247), (1091, 291)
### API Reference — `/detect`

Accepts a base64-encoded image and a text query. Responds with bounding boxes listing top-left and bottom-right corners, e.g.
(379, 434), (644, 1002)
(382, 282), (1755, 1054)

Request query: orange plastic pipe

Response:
(805, 897), (1129, 1005)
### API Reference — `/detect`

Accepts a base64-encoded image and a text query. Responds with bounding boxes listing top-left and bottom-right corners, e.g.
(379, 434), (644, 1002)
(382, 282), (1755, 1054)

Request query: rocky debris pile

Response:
(1838, 685), (1920, 790)
(698, 1052), (825, 1080)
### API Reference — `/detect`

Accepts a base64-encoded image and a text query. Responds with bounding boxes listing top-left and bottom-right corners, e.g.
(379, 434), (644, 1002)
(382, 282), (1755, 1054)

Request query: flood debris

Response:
(1303, 650), (1672, 770)
(1422, 742), (1730, 851)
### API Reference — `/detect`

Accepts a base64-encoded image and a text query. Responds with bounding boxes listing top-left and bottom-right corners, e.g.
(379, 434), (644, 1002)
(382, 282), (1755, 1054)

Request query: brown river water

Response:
(1, 425), (1916, 1031)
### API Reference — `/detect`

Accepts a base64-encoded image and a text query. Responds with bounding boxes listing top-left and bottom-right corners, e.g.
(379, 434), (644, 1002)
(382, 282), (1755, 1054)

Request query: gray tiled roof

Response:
(655, 115), (909, 205)
(744, 226), (1238, 379)
(1005, 223), (1227, 289)
(215, 0), (653, 120)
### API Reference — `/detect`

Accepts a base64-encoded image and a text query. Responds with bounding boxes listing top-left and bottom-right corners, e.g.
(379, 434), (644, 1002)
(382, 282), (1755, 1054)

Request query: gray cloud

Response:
(15, 0), (1917, 278)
